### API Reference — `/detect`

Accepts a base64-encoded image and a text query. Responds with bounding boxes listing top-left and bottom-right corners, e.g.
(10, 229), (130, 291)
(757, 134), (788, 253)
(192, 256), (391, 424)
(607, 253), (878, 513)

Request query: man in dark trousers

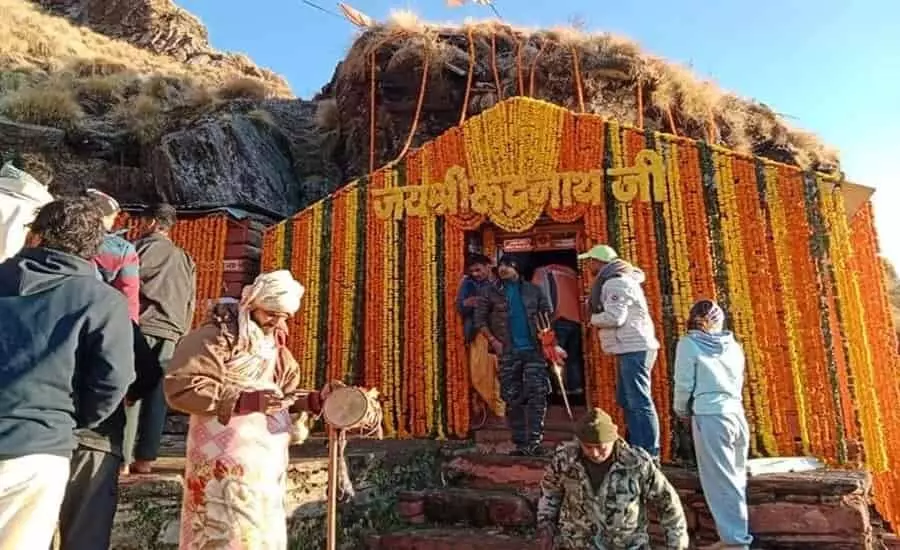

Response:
(54, 194), (165, 550)
(474, 255), (552, 456)
(0, 198), (133, 549)
(124, 203), (196, 474)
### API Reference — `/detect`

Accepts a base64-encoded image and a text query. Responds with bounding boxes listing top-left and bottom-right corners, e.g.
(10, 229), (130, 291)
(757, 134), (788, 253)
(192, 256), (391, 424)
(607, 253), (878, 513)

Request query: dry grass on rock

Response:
(216, 77), (272, 102)
(0, 85), (84, 129)
(332, 13), (838, 174)
(0, 0), (288, 138)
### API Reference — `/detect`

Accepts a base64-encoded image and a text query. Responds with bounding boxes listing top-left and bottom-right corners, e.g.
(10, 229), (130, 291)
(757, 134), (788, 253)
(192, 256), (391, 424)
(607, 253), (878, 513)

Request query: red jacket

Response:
(93, 232), (141, 322)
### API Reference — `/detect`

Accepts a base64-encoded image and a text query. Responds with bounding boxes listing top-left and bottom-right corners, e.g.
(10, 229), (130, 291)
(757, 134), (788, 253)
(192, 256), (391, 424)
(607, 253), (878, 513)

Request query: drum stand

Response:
(321, 386), (383, 550)
(325, 425), (344, 550)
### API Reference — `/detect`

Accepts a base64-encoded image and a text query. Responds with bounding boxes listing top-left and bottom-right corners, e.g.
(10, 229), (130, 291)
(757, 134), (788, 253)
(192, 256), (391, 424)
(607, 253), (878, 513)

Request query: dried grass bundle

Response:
(327, 15), (838, 179)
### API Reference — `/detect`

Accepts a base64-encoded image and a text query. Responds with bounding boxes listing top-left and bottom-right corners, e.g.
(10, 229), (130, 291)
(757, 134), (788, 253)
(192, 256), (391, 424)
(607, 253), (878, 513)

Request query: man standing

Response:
(456, 254), (493, 344)
(86, 189), (140, 321)
(0, 198), (133, 549)
(125, 203), (196, 474)
(164, 271), (337, 548)
(474, 255), (552, 456)
(457, 254), (504, 419)
(55, 193), (163, 550)
(536, 408), (688, 550)
(580, 245), (661, 458)
(532, 263), (585, 399)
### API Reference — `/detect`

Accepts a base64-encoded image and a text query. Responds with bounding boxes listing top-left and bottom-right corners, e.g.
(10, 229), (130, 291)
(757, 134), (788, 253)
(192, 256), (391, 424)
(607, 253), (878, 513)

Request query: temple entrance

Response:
(481, 223), (588, 409)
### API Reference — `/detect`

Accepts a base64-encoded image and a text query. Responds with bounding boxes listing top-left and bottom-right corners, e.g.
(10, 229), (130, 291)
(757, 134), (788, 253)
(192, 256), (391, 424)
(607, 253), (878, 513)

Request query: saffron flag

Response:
(338, 2), (373, 27)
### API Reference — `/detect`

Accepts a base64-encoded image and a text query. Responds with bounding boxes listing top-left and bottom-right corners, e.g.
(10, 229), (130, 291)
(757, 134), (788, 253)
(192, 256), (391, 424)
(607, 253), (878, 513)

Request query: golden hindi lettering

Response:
(608, 149), (666, 203)
(370, 149), (666, 221)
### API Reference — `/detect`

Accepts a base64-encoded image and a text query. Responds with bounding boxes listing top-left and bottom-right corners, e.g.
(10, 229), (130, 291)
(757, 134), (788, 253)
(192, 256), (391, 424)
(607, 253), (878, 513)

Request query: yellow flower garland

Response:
(658, 137), (693, 327)
(762, 163), (811, 452)
(712, 149), (775, 454)
(822, 186), (887, 471)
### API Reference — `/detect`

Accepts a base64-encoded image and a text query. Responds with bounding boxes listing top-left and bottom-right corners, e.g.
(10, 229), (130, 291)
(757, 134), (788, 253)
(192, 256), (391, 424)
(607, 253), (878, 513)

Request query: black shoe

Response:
(509, 446), (530, 456)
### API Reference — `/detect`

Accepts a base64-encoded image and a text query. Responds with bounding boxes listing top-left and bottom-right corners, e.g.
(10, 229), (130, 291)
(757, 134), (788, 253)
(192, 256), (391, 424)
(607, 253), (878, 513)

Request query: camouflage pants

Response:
(499, 349), (550, 448)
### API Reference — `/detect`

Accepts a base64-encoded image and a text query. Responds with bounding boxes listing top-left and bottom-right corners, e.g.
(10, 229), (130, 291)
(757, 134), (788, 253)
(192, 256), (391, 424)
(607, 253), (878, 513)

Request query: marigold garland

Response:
(115, 212), (228, 329)
(257, 97), (900, 522)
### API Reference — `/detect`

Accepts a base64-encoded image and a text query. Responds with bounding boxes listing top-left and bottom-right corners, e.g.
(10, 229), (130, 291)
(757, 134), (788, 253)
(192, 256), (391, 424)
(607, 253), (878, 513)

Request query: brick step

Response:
(366, 528), (538, 550)
(441, 453), (549, 498)
(475, 405), (583, 430)
(474, 428), (572, 445)
(397, 488), (534, 528)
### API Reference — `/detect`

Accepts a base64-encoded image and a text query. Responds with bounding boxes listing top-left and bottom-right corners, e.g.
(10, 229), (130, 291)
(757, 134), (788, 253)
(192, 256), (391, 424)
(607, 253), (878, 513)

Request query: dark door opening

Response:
(495, 246), (587, 408)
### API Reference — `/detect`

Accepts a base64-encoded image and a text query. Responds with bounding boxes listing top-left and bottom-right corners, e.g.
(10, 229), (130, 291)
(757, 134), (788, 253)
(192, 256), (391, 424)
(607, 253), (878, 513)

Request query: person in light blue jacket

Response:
(673, 300), (753, 550)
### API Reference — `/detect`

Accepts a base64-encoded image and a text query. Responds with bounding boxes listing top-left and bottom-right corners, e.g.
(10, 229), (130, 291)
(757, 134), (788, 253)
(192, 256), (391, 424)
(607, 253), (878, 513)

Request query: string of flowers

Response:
(255, 98), (900, 520)
(803, 173), (848, 462)
(780, 167), (834, 459)
(848, 201), (900, 527)
(625, 127), (672, 460)
(116, 213), (228, 329)
(710, 149), (774, 454)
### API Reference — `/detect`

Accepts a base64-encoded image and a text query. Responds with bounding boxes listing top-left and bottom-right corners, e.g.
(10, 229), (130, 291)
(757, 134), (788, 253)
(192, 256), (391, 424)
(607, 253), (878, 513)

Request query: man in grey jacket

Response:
(580, 245), (661, 458)
(124, 203), (196, 474)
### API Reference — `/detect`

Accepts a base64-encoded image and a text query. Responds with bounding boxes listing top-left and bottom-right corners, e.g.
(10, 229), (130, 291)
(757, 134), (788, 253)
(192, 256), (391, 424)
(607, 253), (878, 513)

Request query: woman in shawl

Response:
(672, 300), (753, 550)
(164, 270), (333, 549)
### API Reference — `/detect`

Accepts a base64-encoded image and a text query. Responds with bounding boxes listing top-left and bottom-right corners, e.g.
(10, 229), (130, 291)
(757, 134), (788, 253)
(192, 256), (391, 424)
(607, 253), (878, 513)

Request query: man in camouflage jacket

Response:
(536, 408), (689, 550)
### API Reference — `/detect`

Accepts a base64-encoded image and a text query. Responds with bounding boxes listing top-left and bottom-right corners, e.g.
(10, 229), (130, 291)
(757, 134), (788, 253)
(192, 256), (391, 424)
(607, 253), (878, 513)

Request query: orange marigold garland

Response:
(849, 202), (900, 526)
(116, 212), (228, 328)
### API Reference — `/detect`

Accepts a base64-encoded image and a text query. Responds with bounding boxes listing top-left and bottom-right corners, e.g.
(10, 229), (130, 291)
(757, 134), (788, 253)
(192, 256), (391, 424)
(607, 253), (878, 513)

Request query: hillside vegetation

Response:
(0, 0), (289, 142)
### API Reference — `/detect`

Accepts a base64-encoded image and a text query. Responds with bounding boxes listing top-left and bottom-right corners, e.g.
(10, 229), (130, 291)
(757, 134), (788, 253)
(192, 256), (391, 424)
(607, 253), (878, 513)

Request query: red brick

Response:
(748, 497), (870, 537)
(368, 528), (538, 550)
(442, 453), (548, 493)
(419, 488), (534, 528)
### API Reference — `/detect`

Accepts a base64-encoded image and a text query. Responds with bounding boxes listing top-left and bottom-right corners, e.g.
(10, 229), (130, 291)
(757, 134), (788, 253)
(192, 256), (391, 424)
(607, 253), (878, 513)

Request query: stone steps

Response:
(441, 452), (548, 496)
(397, 488), (534, 528)
(412, 450), (888, 549)
(366, 528), (538, 550)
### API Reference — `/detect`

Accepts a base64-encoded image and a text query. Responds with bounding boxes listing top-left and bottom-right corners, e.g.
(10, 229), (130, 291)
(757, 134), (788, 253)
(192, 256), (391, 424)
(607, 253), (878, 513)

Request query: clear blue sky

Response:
(179, 0), (900, 264)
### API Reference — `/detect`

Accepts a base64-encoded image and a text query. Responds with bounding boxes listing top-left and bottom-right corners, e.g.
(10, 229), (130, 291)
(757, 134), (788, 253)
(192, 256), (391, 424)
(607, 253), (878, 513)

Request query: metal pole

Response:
(325, 425), (339, 550)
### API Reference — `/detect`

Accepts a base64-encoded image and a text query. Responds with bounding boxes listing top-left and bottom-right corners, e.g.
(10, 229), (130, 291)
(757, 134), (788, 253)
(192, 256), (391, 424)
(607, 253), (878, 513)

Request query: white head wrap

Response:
(240, 270), (305, 315)
(230, 270), (305, 375)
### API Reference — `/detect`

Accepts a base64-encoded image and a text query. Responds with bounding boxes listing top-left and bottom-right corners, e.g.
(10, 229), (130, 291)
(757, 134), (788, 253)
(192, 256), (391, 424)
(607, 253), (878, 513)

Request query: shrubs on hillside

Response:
(0, 86), (83, 129)
(216, 77), (271, 101)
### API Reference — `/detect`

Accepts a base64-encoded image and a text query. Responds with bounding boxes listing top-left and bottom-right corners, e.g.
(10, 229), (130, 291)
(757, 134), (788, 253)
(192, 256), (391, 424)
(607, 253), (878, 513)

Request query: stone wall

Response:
(111, 441), (449, 549)
(112, 442), (898, 549)
(661, 468), (891, 549)
(387, 452), (898, 550)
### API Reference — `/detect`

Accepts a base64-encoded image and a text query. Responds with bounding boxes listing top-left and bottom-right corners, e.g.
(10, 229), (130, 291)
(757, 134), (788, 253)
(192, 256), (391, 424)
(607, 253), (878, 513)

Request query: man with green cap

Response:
(579, 245), (661, 459)
(536, 408), (688, 550)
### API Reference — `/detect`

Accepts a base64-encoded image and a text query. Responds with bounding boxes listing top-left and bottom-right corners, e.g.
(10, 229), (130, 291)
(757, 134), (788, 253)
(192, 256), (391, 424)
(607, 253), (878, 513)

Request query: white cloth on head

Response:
(240, 270), (305, 316)
(229, 270), (305, 387)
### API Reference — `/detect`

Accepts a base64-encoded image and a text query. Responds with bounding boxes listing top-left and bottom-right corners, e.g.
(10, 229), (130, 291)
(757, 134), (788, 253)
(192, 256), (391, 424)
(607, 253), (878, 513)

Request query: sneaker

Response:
(509, 447), (531, 457)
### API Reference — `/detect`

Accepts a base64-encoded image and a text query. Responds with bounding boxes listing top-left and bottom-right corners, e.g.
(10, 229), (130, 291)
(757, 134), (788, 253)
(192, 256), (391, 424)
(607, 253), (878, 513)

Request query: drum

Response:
(322, 386), (381, 431)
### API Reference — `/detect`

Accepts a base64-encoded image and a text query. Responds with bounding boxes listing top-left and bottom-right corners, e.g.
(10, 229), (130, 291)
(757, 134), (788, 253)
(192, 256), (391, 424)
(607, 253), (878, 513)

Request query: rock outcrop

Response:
(1, 0), (340, 216)
(33, 0), (291, 96)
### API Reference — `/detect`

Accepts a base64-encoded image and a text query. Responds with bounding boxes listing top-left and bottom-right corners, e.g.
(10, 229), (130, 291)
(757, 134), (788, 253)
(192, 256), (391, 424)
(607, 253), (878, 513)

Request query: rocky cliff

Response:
(0, 0), (339, 217)
(34, 0), (292, 96)
(1, 2), (841, 219)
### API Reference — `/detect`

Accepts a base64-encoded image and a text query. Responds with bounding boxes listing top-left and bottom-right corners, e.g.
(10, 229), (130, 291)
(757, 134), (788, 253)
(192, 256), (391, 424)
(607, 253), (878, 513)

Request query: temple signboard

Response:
(372, 149), (666, 221)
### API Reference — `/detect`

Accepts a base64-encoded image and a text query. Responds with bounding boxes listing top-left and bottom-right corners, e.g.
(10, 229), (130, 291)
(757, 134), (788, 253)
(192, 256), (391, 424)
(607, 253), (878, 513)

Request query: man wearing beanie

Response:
(536, 408), (688, 550)
(474, 255), (552, 456)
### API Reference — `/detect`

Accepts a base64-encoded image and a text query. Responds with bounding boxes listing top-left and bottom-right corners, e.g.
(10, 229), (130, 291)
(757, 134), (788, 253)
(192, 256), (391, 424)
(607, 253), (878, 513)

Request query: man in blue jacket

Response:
(0, 197), (134, 549)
